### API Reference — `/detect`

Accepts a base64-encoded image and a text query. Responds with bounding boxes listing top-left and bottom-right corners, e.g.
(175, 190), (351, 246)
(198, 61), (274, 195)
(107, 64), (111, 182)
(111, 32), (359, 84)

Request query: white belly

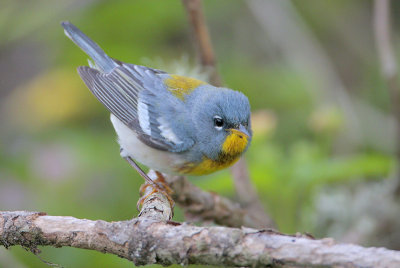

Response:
(110, 114), (185, 174)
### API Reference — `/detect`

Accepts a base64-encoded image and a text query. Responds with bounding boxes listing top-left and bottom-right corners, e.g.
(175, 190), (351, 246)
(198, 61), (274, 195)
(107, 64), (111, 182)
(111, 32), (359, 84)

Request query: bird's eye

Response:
(213, 116), (224, 130)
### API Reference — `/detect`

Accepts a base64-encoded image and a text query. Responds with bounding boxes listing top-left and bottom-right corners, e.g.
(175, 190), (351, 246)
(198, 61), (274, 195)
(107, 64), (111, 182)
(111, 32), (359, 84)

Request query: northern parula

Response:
(62, 22), (252, 201)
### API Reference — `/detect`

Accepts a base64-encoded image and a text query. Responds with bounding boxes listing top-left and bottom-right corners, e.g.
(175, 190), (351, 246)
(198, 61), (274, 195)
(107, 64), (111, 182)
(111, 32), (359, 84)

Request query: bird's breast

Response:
(177, 155), (241, 175)
(111, 114), (187, 174)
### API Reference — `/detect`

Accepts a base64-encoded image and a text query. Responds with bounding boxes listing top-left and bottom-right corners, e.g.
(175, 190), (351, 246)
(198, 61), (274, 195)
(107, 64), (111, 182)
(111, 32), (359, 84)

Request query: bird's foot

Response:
(123, 156), (175, 211)
(137, 171), (175, 211)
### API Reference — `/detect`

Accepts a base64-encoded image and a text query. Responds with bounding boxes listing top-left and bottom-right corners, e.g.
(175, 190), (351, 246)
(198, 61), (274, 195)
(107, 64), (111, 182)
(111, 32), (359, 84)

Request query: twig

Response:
(373, 0), (400, 145)
(373, 0), (400, 194)
(2, 209), (400, 267)
(182, 0), (221, 86)
(373, 0), (400, 129)
(181, 0), (274, 228)
(373, 0), (398, 82)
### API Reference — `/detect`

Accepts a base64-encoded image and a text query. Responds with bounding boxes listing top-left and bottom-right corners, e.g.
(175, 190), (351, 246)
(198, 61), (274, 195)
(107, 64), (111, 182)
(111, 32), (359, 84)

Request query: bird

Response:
(61, 21), (252, 208)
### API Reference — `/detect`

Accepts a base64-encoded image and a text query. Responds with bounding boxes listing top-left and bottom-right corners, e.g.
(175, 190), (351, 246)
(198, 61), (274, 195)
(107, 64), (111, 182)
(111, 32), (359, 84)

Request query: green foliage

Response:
(249, 139), (393, 232)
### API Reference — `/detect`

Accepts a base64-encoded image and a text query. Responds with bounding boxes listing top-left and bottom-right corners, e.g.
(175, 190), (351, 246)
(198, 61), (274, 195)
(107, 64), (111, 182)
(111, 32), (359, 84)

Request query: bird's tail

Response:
(61, 21), (116, 73)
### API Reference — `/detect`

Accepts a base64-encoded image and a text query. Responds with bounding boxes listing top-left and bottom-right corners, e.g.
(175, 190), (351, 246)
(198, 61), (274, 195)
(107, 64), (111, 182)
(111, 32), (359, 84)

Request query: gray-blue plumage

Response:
(61, 21), (252, 167)
(61, 21), (116, 73)
(62, 21), (194, 152)
(77, 62), (194, 153)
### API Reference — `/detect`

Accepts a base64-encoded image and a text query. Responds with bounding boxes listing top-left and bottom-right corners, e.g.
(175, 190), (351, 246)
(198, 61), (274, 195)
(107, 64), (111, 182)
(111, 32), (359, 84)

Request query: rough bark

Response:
(1, 191), (400, 267)
(2, 207), (400, 267)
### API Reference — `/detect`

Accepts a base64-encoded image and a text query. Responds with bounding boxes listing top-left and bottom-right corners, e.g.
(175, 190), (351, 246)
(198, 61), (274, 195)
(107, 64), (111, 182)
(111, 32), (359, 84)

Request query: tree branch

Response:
(2, 175), (400, 267)
(373, 0), (398, 81)
(2, 209), (400, 267)
(182, 0), (221, 86)
(373, 0), (400, 136)
(373, 0), (400, 196)
(167, 175), (272, 228)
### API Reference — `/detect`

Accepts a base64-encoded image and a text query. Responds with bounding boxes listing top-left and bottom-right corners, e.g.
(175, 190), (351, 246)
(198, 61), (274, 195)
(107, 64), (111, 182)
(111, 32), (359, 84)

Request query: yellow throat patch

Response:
(221, 130), (249, 156)
(178, 131), (249, 175)
(164, 74), (205, 100)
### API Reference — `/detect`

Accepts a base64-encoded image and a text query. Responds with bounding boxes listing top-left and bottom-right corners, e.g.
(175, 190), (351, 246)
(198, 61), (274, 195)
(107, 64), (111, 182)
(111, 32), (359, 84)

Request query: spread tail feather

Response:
(61, 21), (116, 73)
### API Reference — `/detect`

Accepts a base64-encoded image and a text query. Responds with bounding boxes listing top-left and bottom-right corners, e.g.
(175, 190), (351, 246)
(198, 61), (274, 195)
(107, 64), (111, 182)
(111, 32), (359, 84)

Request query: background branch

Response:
(373, 0), (400, 196)
(167, 175), (271, 228)
(373, 0), (400, 144)
(182, 0), (221, 86)
(182, 0), (274, 228)
(374, 0), (398, 82)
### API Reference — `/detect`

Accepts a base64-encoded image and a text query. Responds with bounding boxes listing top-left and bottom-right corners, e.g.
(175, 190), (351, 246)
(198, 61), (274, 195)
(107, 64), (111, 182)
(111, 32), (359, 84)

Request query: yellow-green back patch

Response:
(164, 74), (205, 100)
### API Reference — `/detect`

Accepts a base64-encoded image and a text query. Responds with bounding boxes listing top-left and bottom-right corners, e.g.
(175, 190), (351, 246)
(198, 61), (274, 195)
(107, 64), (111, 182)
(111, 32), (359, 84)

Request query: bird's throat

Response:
(221, 132), (248, 156)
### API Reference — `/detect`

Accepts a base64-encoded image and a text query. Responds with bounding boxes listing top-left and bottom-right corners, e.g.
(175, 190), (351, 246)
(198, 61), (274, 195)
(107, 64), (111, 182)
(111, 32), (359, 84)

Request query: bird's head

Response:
(191, 87), (252, 162)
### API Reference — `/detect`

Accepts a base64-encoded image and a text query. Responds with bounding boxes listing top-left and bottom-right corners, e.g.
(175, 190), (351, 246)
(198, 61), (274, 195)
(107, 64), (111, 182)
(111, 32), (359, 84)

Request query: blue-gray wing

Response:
(78, 63), (194, 152)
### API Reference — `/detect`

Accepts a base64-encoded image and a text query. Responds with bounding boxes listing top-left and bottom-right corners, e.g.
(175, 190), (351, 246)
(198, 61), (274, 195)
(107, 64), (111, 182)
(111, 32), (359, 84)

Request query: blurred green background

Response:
(1, 0), (400, 267)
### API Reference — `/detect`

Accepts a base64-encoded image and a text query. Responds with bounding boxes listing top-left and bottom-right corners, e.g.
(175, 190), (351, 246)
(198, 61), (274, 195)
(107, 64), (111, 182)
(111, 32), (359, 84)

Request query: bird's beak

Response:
(228, 124), (250, 138)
